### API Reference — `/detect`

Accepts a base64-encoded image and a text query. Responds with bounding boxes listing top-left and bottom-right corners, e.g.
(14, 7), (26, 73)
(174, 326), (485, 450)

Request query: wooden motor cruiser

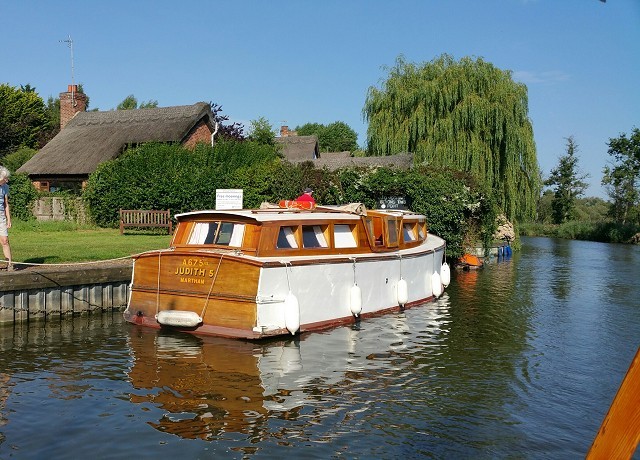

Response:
(123, 203), (448, 339)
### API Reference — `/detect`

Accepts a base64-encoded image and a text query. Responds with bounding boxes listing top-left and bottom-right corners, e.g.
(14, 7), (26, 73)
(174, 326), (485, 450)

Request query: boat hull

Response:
(124, 235), (446, 339)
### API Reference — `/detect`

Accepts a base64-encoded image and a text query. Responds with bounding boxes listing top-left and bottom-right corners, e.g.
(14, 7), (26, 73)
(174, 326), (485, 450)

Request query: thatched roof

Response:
(294, 151), (414, 171)
(275, 135), (319, 162)
(18, 102), (214, 176)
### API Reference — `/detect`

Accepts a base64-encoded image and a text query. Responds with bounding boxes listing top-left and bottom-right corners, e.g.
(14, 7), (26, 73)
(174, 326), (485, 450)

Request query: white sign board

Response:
(215, 189), (243, 210)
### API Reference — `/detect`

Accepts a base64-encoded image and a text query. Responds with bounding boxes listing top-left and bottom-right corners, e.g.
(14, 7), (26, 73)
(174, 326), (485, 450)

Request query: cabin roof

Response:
(175, 209), (362, 223)
(175, 207), (424, 223)
(18, 102), (214, 175)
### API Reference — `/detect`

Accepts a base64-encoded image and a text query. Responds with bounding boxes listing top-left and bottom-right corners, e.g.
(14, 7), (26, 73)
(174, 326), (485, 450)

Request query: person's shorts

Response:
(0, 217), (7, 237)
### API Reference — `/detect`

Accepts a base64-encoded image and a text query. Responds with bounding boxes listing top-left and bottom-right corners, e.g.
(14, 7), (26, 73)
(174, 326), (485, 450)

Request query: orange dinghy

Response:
(458, 253), (483, 269)
(278, 200), (316, 210)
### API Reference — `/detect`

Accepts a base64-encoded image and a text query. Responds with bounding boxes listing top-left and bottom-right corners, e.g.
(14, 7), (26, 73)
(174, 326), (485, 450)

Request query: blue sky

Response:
(2, 0), (639, 198)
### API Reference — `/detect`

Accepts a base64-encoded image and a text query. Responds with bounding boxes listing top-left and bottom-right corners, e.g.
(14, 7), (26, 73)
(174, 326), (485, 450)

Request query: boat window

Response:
(418, 221), (426, 239)
(364, 217), (384, 246)
(228, 224), (245, 247)
(277, 226), (298, 249)
(188, 222), (219, 245)
(387, 218), (398, 246)
(186, 221), (245, 246)
(403, 223), (417, 242)
(216, 222), (235, 245)
(334, 224), (357, 248)
(302, 225), (328, 248)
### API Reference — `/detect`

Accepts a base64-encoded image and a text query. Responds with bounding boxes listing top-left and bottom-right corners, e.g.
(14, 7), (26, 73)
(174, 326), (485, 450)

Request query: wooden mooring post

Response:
(0, 260), (132, 325)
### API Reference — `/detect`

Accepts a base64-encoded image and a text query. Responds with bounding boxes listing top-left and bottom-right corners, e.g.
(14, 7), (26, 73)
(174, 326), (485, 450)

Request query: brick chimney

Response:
(280, 125), (290, 137)
(59, 85), (87, 129)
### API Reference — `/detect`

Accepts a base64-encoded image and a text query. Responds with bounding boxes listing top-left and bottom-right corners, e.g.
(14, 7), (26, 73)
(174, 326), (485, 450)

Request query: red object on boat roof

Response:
(278, 200), (316, 210)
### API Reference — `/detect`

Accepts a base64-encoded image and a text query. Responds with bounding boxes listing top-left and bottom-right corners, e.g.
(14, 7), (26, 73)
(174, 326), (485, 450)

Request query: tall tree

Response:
(248, 117), (276, 145)
(296, 121), (358, 152)
(545, 136), (588, 224)
(363, 54), (541, 222)
(602, 128), (640, 224)
(0, 83), (49, 157)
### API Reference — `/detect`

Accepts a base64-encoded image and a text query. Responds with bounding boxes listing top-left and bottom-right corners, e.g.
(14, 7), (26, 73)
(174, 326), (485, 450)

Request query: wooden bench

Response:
(119, 209), (173, 235)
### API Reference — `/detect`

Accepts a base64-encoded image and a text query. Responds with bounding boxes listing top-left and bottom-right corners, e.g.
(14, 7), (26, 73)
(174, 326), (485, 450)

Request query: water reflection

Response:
(0, 372), (9, 442)
(1, 238), (637, 457)
(126, 296), (453, 443)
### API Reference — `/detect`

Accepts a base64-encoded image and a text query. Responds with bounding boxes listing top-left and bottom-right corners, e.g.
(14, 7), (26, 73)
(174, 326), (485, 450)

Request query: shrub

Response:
(82, 141), (500, 257)
(3, 147), (37, 173)
(6, 173), (38, 221)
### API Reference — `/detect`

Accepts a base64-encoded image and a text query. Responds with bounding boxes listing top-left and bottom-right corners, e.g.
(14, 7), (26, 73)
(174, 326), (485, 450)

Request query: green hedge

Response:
(6, 173), (38, 221)
(82, 141), (498, 258)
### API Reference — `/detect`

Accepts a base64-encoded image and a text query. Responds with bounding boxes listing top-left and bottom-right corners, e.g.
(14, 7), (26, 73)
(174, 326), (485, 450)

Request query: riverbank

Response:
(519, 220), (640, 244)
(0, 259), (132, 325)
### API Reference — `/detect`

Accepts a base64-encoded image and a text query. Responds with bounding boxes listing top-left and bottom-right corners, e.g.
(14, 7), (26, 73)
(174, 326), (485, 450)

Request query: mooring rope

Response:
(155, 251), (162, 316)
(0, 249), (168, 268)
(200, 253), (224, 320)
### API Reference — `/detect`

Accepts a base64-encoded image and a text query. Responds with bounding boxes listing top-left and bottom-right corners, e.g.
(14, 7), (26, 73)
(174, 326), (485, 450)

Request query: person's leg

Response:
(0, 235), (11, 269)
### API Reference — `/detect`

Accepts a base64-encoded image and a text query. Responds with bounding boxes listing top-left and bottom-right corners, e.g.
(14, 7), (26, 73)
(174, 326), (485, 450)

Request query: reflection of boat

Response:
(127, 300), (450, 439)
(124, 204), (447, 339)
(127, 328), (267, 439)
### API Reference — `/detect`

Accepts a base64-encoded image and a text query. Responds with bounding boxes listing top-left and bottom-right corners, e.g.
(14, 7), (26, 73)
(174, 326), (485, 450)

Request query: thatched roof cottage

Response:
(18, 85), (216, 192)
(275, 125), (413, 170)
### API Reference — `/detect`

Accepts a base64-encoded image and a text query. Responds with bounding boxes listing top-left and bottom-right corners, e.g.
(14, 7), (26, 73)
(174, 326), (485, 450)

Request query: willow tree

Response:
(363, 54), (541, 222)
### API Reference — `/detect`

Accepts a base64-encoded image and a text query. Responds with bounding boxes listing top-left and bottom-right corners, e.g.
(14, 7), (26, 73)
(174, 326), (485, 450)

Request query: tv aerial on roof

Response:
(60, 35), (76, 106)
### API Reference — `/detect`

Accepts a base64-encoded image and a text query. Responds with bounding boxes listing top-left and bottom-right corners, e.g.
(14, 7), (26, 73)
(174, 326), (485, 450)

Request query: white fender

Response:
(397, 278), (408, 306)
(431, 271), (442, 298)
(284, 291), (300, 335)
(350, 284), (362, 317)
(440, 262), (451, 287)
(156, 310), (202, 328)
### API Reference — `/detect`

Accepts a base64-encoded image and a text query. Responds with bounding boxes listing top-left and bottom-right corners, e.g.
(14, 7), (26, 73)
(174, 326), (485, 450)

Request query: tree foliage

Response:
(116, 94), (158, 110)
(247, 117), (276, 145)
(544, 136), (588, 224)
(209, 103), (245, 141)
(83, 140), (280, 227)
(82, 139), (495, 257)
(2, 147), (37, 173)
(6, 173), (38, 221)
(602, 127), (640, 225)
(0, 83), (50, 157)
(296, 121), (358, 152)
(363, 54), (541, 222)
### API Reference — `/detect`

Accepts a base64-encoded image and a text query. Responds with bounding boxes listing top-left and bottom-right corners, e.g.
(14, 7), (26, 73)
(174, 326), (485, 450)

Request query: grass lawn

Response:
(8, 220), (172, 264)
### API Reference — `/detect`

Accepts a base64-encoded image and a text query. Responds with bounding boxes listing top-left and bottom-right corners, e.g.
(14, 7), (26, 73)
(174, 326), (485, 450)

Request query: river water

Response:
(0, 237), (638, 459)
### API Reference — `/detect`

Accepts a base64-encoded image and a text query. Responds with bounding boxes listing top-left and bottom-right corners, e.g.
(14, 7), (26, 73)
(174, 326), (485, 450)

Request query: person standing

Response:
(296, 187), (316, 205)
(0, 166), (13, 271)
